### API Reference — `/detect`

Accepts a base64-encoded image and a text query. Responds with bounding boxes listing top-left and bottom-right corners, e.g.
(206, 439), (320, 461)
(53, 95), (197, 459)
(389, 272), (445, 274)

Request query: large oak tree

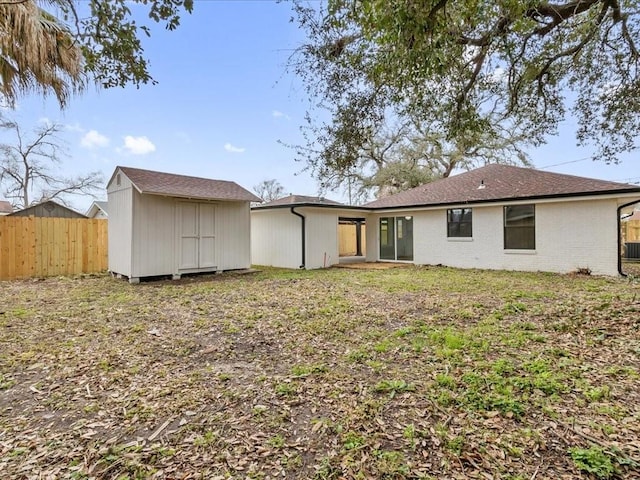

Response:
(289, 0), (640, 196)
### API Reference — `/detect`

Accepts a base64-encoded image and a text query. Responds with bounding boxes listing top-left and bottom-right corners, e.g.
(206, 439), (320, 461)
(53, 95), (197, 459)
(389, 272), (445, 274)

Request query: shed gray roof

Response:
(114, 166), (261, 202)
(255, 194), (344, 208)
(364, 164), (640, 209)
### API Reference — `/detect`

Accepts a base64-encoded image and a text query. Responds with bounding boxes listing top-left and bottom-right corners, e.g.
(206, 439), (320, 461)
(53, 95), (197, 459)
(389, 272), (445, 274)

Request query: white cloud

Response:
(38, 117), (52, 126)
(81, 129), (110, 149)
(65, 122), (85, 133)
(272, 110), (290, 120)
(123, 135), (156, 155)
(224, 143), (245, 153)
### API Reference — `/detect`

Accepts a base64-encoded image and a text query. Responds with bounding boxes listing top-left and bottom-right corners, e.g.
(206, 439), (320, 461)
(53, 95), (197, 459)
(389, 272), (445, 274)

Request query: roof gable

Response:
(86, 200), (108, 217)
(364, 164), (640, 209)
(110, 166), (261, 202)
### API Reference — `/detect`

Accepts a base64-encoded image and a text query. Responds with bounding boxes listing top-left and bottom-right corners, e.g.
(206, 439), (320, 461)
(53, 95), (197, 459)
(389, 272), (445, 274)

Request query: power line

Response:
(537, 157), (591, 169)
(614, 176), (640, 184)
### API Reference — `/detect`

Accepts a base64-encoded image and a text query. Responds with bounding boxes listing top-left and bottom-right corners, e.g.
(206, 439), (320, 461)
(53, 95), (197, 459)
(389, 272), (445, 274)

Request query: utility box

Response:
(625, 242), (640, 259)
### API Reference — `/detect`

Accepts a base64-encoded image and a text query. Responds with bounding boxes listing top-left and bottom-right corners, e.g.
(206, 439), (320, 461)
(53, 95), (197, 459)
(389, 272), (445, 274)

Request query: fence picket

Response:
(0, 217), (108, 280)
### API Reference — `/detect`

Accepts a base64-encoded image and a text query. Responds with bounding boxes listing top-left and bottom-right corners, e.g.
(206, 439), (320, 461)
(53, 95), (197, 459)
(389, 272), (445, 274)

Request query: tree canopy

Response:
(289, 0), (640, 192)
(0, 0), (193, 108)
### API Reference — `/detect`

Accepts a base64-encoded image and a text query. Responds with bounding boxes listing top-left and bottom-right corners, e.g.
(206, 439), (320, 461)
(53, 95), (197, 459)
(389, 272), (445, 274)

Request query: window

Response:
(504, 205), (535, 249)
(447, 208), (472, 237)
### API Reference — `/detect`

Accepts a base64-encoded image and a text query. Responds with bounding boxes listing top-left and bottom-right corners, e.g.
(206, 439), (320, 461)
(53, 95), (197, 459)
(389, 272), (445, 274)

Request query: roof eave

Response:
(252, 202), (366, 212)
(365, 188), (640, 211)
(141, 190), (258, 203)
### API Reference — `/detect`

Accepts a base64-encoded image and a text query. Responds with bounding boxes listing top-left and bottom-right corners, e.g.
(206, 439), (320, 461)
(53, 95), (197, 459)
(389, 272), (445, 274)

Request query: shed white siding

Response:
(131, 192), (176, 277)
(368, 197), (622, 276)
(216, 201), (252, 271)
(107, 173), (133, 276)
(251, 209), (303, 269)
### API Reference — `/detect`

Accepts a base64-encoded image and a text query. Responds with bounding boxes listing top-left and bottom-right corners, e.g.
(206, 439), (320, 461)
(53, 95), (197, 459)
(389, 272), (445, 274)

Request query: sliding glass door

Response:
(379, 216), (413, 261)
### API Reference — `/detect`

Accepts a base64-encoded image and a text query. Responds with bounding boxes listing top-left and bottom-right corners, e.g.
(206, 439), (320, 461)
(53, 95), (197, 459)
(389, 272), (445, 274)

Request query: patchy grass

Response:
(1, 266), (639, 479)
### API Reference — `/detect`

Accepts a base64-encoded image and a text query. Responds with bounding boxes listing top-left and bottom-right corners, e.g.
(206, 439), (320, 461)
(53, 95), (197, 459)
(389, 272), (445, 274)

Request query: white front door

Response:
(178, 202), (217, 270)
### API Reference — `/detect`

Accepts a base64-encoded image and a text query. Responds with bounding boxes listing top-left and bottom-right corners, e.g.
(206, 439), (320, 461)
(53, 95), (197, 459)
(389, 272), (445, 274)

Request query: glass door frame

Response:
(379, 216), (414, 262)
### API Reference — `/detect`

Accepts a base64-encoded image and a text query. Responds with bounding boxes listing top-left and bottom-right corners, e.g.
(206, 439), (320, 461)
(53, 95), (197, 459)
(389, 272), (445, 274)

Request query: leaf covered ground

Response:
(1, 266), (639, 479)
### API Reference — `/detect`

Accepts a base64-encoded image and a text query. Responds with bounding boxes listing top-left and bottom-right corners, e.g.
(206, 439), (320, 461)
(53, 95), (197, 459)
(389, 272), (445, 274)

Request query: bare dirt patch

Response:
(1, 267), (639, 479)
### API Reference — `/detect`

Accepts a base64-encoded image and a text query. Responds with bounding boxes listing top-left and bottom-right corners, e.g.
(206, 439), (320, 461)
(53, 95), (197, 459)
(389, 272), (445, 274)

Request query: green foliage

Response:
(267, 434), (285, 449)
(290, 0), (640, 192)
(569, 446), (617, 479)
(585, 385), (611, 402)
(373, 379), (416, 397)
(435, 373), (456, 389)
(275, 382), (297, 397)
(291, 364), (328, 377)
(342, 431), (366, 450)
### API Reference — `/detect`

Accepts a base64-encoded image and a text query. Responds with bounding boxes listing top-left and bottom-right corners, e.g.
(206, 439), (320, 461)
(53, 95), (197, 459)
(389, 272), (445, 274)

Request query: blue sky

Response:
(3, 0), (639, 212)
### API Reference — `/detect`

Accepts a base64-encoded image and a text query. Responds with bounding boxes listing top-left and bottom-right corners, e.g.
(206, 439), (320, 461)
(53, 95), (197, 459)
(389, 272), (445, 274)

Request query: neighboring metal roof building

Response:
(0, 200), (13, 215)
(109, 166), (261, 202)
(254, 194), (345, 208)
(9, 200), (87, 218)
(364, 164), (640, 209)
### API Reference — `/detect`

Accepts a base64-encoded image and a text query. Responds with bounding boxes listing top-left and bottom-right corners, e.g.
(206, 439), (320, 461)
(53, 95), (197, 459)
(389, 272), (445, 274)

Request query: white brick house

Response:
(252, 165), (640, 276)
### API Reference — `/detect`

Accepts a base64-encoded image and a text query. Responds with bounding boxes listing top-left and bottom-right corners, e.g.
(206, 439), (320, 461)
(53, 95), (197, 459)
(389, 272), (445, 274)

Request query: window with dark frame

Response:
(504, 205), (535, 249)
(447, 208), (472, 238)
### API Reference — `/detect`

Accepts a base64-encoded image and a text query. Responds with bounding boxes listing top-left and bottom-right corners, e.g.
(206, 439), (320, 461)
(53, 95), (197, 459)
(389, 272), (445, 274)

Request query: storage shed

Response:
(107, 166), (260, 283)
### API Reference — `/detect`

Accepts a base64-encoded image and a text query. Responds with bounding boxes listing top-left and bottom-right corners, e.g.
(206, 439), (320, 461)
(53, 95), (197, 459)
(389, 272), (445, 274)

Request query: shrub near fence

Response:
(0, 217), (108, 280)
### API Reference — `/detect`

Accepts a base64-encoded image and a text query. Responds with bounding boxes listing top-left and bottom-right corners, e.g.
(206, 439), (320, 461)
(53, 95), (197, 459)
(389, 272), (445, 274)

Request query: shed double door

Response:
(178, 202), (217, 270)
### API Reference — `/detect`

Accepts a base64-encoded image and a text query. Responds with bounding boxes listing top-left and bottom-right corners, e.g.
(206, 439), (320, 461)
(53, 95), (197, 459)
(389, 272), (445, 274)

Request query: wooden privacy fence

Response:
(623, 220), (640, 243)
(0, 217), (108, 280)
(338, 223), (367, 256)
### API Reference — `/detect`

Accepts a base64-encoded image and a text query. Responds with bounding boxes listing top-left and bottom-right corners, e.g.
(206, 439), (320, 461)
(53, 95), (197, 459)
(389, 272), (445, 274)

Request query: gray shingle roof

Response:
(0, 200), (12, 214)
(256, 194), (344, 208)
(116, 166), (261, 202)
(364, 164), (640, 209)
